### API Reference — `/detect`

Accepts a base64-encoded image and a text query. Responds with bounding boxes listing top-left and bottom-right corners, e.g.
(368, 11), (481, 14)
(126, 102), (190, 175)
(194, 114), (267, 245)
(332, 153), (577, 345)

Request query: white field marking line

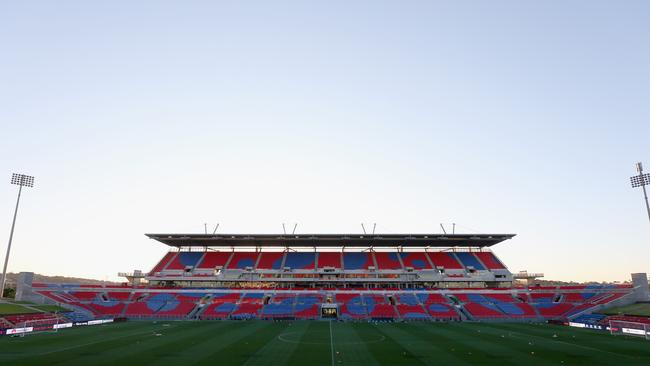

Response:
(507, 331), (635, 359)
(277, 331), (385, 345)
(33, 324), (180, 357)
(329, 320), (335, 366)
(277, 332), (385, 345)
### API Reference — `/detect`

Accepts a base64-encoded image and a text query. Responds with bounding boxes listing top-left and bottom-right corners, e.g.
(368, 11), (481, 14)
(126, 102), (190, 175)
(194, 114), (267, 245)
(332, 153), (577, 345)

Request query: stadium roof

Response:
(145, 233), (516, 248)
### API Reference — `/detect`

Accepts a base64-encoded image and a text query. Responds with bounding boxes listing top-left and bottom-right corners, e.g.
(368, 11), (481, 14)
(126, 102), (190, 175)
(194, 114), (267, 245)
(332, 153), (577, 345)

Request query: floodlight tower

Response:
(630, 162), (650, 224)
(1, 173), (34, 298)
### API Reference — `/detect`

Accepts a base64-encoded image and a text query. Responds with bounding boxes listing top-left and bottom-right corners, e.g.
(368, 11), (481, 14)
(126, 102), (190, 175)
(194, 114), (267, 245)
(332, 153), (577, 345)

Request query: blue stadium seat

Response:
(455, 252), (486, 270)
(284, 253), (316, 269)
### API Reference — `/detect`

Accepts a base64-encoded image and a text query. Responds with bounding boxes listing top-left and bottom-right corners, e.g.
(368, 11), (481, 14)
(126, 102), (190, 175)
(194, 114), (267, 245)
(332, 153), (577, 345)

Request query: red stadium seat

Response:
(373, 252), (402, 270)
(196, 252), (232, 269)
(317, 252), (342, 268)
(474, 252), (506, 270)
(427, 252), (464, 269)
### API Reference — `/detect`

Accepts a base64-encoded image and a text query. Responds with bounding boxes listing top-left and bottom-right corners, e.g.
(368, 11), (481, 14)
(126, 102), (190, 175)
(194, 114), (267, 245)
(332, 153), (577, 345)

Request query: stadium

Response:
(1, 231), (650, 365)
(3, 1), (650, 365)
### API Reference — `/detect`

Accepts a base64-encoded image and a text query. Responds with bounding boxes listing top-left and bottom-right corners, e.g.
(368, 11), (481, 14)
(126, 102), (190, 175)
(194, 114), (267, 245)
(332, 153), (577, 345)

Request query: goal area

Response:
(609, 320), (650, 340)
(13, 317), (72, 337)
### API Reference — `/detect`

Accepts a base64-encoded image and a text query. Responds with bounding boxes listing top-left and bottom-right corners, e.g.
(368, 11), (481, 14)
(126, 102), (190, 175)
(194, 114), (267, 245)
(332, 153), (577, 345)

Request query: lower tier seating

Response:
(32, 286), (631, 322)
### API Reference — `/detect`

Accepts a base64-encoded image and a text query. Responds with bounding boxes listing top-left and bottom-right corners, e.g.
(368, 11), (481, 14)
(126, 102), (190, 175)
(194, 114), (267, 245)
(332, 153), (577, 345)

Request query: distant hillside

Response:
(516, 279), (631, 287)
(3, 272), (120, 286)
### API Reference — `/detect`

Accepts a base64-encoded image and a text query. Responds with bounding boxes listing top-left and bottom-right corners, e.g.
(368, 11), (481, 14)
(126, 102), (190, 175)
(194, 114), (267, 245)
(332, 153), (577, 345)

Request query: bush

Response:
(2, 287), (16, 299)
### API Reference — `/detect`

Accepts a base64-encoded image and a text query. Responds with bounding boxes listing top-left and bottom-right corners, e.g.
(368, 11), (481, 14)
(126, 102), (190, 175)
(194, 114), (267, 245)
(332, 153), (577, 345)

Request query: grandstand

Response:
(4, 232), (642, 330)
(142, 233), (516, 288)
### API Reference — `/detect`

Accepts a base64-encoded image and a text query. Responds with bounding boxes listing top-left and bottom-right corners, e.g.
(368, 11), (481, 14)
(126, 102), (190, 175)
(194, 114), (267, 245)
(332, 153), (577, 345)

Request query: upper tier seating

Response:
(399, 252), (433, 269)
(454, 252), (486, 270)
(227, 252), (260, 269)
(196, 252), (232, 269)
(256, 252), (285, 270)
(317, 252), (342, 268)
(147, 249), (511, 275)
(474, 252), (506, 269)
(374, 252), (402, 270)
(166, 252), (204, 270)
(342, 252), (374, 270)
(427, 252), (464, 269)
(150, 252), (176, 274)
(284, 252), (316, 270)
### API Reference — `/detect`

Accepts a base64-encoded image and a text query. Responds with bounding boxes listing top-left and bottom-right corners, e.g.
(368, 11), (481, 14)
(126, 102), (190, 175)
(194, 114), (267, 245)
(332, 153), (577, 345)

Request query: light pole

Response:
(1, 173), (34, 298)
(630, 162), (650, 224)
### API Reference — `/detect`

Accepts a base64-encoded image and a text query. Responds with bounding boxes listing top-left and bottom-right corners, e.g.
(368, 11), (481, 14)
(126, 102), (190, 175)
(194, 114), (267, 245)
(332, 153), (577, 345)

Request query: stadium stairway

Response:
(470, 253), (490, 271)
(0, 317), (15, 329)
(118, 303), (129, 318)
(194, 252), (207, 273)
(443, 293), (469, 321)
(455, 304), (472, 321)
(160, 252), (179, 272)
(187, 295), (211, 319)
(391, 301), (401, 321)
(193, 302), (211, 319)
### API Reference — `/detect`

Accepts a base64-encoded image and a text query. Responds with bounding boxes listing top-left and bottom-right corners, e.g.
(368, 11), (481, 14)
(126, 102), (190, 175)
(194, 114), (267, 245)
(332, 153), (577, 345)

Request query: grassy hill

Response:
(2, 272), (120, 287)
(600, 302), (650, 317)
(0, 301), (69, 316)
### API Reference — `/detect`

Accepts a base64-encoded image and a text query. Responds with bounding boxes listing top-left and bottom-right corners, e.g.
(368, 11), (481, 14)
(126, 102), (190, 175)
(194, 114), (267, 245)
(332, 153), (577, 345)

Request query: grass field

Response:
(1, 321), (649, 365)
(601, 302), (650, 317)
(0, 302), (69, 315)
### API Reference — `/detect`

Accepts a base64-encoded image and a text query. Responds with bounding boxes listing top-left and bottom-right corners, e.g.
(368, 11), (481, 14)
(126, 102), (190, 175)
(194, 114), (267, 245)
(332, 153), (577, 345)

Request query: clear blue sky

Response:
(1, 1), (649, 282)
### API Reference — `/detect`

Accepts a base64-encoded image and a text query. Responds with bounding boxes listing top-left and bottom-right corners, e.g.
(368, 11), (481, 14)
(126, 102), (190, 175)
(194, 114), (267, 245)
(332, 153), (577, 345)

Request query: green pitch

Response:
(1, 321), (649, 365)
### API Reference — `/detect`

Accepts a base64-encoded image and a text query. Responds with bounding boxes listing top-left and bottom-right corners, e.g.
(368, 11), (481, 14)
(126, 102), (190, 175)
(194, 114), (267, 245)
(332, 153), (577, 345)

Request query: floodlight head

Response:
(10, 173), (34, 188)
(631, 173), (650, 188)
